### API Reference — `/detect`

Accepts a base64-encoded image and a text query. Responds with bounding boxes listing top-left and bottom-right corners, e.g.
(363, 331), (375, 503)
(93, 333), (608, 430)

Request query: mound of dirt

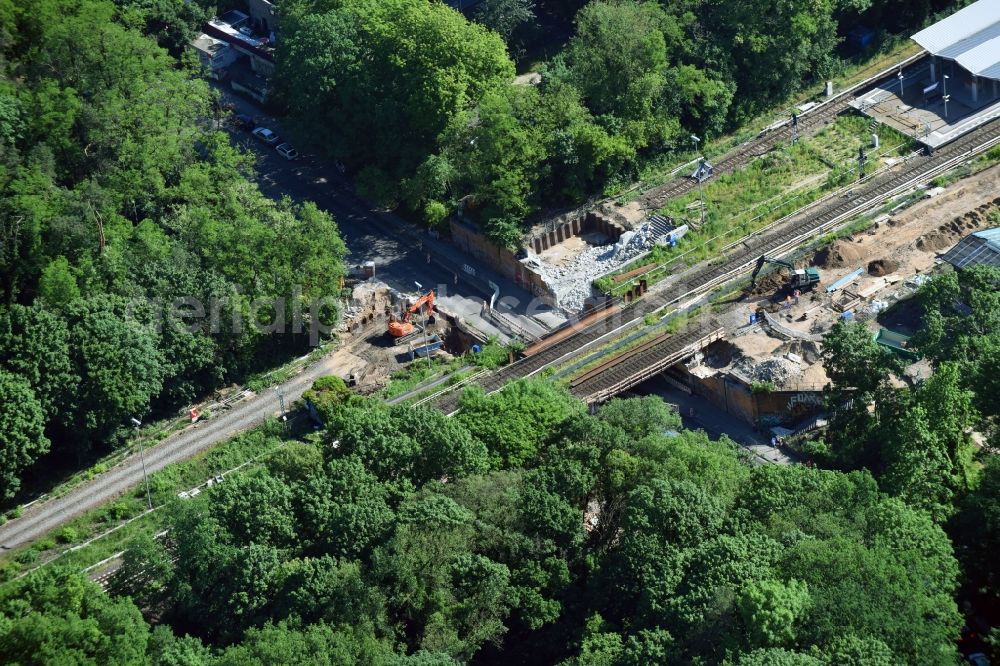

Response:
(867, 258), (899, 277)
(749, 271), (787, 297)
(812, 240), (863, 269)
(916, 198), (1000, 253)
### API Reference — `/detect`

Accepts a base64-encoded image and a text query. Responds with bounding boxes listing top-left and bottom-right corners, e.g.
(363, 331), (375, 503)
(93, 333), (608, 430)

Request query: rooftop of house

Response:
(190, 33), (229, 57)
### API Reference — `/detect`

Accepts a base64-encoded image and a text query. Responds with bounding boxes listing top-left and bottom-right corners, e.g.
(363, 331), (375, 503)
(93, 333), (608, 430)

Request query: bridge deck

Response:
(569, 322), (724, 403)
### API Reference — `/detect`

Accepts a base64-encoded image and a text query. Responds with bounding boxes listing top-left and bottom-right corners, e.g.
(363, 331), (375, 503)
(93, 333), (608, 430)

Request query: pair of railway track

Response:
(429, 113), (1000, 412)
(639, 50), (929, 210)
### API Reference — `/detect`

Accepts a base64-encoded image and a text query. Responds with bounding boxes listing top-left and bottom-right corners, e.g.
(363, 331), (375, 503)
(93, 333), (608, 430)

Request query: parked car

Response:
(252, 127), (279, 144)
(275, 142), (299, 160)
(233, 113), (255, 131)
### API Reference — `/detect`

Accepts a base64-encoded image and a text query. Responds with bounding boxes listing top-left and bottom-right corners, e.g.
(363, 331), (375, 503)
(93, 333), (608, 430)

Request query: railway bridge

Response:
(568, 323), (724, 404)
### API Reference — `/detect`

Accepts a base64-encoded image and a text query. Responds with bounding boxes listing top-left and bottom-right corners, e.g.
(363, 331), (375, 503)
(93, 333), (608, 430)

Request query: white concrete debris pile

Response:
(524, 242), (630, 312)
(525, 220), (689, 313)
(733, 356), (802, 386)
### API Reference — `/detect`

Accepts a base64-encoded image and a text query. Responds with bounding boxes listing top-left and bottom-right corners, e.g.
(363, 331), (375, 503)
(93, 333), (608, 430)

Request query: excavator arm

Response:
(387, 290), (436, 338)
(748, 256), (796, 290)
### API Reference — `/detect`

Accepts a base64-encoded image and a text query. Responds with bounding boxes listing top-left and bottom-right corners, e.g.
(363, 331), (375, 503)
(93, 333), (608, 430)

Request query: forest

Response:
(0, 0), (346, 501)
(2, 353), (998, 663)
(275, 0), (953, 246)
(5, 267), (999, 665)
(0, 330), (1000, 666)
(4, 0), (1000, 663)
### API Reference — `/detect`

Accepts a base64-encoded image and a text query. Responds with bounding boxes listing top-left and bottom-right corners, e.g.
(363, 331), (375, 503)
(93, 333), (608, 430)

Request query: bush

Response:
(15, 548), (38, 565)
(55, 526), (79, 544)
(798, 439), (832, 464)
(473, 341), (509, 370)
(424, 200), (449, 229)
(751, 381), (776, 394)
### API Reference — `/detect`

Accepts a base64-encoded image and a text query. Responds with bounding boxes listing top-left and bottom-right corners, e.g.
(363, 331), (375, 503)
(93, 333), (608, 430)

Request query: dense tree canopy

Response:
(43, 382), (964, 664)
(0, 0), (347, 493)
(276, 0), (938, 245)
(276, 0), (514, 203)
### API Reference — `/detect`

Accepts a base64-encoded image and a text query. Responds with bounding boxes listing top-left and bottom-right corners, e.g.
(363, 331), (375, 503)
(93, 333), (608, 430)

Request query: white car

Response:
(276, 142), (299, 160)
(251, 127), (279, 145)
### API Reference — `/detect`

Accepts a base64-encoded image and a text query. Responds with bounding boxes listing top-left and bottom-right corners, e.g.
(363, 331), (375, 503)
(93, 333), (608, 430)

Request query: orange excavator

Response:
(388, 290), (436, 338)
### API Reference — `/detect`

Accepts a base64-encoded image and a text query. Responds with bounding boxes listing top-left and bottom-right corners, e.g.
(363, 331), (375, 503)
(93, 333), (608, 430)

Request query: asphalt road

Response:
(0, 354), (344, 551)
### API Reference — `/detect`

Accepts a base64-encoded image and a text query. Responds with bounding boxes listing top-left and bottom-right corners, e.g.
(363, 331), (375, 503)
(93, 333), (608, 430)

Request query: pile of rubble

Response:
(526, 217), (689, 312)
(525, 243), (627, 312)
(733, 355), (802, 386)
(342, 281), (391, 331)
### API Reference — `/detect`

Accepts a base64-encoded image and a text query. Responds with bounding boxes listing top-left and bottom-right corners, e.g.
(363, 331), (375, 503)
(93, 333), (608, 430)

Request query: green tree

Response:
(373, 494), (513, 660)
(277, 0), (514, 186)
(474, 0), (535, 41)
(390, 404), (490, 483)
(66, 296), (165, 442)
(209, 471), (297, 548)
(562, 1), (672, 122)
(294, 455), (396, 559)
(823, 634), (895, 665)
(820, 320), (900, 468)
(0, 370), (49, 499)
(146, 626), (212, 666)
(736, 578), (810, 648)
(37, 255), (79, 307)
(951, 456), (1000, 613)
(273, 556), (386, 631)
(0, 568), (150, 665)
(0, 303), (78, 423)
(110, 533), (175, 611)
(456, 380), (583, 467)
(730, 648), (823, 666)
(215, 622), (394, 666)
(878, 402), (956, 520)
(598, 395), (680, 440)
(703, 0), (840, 123)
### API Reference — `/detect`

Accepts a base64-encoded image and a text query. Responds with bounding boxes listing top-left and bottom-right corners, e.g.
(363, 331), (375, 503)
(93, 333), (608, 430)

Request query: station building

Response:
(851, 0), (1000, 149)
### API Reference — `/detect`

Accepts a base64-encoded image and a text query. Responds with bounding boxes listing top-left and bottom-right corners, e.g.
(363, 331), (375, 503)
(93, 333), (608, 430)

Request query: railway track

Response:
(429, 113), (1000, 414)
(639, 51), (929, 210)
(568, 323), (724, 402)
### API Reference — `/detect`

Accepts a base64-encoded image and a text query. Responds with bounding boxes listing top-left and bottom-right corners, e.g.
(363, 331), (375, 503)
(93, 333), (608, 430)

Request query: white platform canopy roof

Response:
(912, 0), (1000, 82)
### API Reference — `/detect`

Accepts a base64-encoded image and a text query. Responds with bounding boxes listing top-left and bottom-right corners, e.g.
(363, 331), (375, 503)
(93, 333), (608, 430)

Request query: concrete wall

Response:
(449, 220), (557, 305)
(528, 212), (627, 254)
(247, 0), (278, 34)
(674, 367), (824, 427)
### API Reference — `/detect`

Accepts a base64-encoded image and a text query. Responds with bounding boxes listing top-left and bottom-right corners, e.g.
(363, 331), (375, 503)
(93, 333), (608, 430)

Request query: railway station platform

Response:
(855, 0), (1000, 150)
(850, 74), (1000, 150)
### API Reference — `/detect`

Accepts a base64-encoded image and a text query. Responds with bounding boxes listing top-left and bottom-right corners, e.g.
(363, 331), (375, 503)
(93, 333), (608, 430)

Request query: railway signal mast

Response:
(943, 74), (950, 120)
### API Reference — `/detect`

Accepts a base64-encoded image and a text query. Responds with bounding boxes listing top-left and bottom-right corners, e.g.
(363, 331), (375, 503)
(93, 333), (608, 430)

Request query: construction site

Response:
(293, 9), (1000, 430)
(627, 162), (1000, 432)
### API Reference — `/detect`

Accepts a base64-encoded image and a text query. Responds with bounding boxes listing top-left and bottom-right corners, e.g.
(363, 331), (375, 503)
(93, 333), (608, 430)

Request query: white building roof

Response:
(912, 0), (1000, 81)
(191, 34), (229, 58)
